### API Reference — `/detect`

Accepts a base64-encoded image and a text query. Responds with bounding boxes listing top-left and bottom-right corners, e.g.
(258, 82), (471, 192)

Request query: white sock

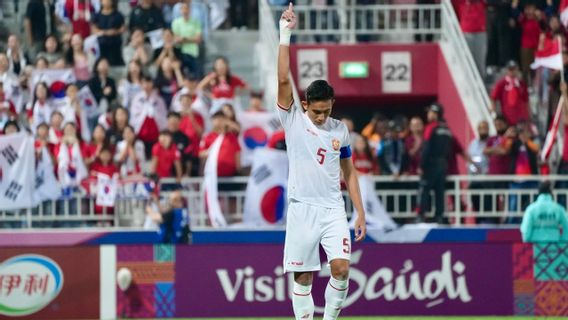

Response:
(323, 277), (349, 320)
(292, 281), (314, 320)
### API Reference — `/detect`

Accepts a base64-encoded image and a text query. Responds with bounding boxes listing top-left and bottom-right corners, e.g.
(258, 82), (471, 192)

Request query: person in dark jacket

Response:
(145, 190), (190, 244)
(416, 103), (453, 223)
(88, 58), (117, 128)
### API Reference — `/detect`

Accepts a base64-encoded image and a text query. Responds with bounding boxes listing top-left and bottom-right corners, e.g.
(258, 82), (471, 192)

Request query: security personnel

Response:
(521, 182), (568, 243)
(416, 103), (453, 223)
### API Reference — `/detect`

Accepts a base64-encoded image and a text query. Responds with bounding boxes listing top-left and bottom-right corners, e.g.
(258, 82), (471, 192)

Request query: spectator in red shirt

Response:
(511, 0), (552, 82)
(178, 93), (205, 176)
(90, 147), (118, 178)
(221, 103), (241, 134)
(352, 135), (379, 175)
(457, 0), (487, 76)
(199, 111), (241, 177)
(90, 147), (118, 215)
(65, 0), (94, 39)
(198, 56), (248, 113)
(484, 115), (513, 175)
(150, 131), (183, 186)
(83, 124), (109, 168)
(404, 117), (424, 175)
(490, 61), (530, 126)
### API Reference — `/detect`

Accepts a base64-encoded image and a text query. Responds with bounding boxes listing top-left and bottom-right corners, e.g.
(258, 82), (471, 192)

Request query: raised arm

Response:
(277, 3), (297, 109)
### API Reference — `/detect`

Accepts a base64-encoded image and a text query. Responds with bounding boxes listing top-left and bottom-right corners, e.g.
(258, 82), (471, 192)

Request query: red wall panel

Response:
(290, 43), (439, 100)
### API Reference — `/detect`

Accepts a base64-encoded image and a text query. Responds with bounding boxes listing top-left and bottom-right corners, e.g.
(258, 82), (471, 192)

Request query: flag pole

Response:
(560, 36), (565, 83)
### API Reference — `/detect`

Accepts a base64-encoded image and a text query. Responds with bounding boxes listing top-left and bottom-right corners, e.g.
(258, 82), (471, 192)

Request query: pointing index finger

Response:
(289, 2), (294, 12)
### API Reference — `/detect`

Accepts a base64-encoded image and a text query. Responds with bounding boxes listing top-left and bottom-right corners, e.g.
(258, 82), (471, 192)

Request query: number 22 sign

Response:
(381, 52), (412, 93)
(297, 49), (328, 91)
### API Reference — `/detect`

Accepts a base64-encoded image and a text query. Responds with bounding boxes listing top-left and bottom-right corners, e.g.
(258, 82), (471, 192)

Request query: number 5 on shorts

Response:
(343, 238), (350, 254)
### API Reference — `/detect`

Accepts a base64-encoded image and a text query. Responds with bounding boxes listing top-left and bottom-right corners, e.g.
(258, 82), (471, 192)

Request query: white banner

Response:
(0, 133), (35, 210)
(243, 149), (289, 227)
(203, 135), (228, 228)
(84, 34), (100, 59)
(34, 146), (61, 205)
(146, 28), (164, 50)
(29, 69), (76, 96)
(349, 175), (397, 231)
(96, 174), (118, 207)
(78, 85), (100, 119)
(238, 112), (281, 167)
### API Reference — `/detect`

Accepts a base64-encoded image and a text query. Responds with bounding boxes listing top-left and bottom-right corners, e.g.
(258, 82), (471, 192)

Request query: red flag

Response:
(561, 0), (568, 27)
(531, 37), (563, 70)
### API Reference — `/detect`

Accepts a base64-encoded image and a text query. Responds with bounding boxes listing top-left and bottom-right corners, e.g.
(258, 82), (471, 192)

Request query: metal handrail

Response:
(439, 0), (494, 135)
(2, 174), (566, 229)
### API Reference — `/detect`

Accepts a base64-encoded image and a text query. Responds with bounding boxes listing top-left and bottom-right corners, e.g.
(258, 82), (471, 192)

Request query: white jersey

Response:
(277, 101), (351, 209)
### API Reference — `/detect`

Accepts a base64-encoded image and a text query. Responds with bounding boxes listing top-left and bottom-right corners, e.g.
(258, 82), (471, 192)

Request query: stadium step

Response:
(205, 30), (261, 91)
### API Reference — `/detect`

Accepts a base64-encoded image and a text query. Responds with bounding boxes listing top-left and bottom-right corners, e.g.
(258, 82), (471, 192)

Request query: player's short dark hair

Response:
(168, 111), (181, 119)
(305, 80), (334, 105)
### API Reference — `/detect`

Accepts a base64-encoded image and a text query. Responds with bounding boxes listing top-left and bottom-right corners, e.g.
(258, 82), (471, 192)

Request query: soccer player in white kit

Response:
(277, 4), (367, 320)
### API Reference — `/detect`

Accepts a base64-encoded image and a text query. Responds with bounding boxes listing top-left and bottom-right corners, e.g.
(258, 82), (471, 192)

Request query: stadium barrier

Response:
(0, 242), (565, 319)
(0, 175), (566, 228)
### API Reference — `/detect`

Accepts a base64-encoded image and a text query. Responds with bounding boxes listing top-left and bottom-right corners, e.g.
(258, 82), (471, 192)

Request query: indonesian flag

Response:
(531, 37), (563, 70)
(561, 0), (568, 27)
(541, 96), (564, 162)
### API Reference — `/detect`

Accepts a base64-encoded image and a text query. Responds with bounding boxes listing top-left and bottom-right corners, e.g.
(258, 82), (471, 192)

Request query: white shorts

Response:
(283, 201), (351, 273)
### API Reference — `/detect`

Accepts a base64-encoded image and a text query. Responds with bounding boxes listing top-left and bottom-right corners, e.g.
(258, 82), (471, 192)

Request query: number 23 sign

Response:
(297, 49), (328, 91)
(381, 52), (412, 93)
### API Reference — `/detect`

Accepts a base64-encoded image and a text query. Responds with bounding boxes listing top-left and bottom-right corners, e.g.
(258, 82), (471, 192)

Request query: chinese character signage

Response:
(0, 248), (99, 319)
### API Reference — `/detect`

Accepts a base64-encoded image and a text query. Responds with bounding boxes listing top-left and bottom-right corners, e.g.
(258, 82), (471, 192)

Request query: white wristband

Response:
(279, 19), (292, 46)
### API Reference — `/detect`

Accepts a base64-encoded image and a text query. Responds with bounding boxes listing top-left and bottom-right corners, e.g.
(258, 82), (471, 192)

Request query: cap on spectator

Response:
(538, 181), (552, 195)
(506, 60), (518, 70)
(428, 102), (444, 118)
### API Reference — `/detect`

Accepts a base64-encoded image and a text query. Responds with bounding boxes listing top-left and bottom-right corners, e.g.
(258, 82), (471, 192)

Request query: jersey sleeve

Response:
(276, 99), (298, 130)
(340, 124), (352, 159)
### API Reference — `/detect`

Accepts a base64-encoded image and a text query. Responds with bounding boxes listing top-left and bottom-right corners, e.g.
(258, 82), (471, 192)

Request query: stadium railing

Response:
(438, 0), (494, 136)
(1, 175), (566, 229)
(266, 1), (441, 43)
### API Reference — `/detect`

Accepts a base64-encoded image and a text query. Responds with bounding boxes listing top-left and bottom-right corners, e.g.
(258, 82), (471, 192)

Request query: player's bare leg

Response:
(293, 272), (314, 320)
(324, 259), (349, 320)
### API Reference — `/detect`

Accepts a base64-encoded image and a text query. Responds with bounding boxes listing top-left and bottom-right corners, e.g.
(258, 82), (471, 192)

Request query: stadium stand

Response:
(0, 0), (567, 230)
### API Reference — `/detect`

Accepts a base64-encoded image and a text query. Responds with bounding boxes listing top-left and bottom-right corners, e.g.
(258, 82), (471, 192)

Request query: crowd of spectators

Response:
(0, 0), (266, 189)
(1, 0), (565, 227)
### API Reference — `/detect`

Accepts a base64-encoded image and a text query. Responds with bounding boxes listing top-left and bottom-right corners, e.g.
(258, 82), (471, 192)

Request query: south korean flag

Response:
(0, 133), (35, 210)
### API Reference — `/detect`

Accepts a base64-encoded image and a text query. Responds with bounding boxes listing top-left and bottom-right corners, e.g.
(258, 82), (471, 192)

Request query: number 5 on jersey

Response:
(317, 148), (327, 165)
